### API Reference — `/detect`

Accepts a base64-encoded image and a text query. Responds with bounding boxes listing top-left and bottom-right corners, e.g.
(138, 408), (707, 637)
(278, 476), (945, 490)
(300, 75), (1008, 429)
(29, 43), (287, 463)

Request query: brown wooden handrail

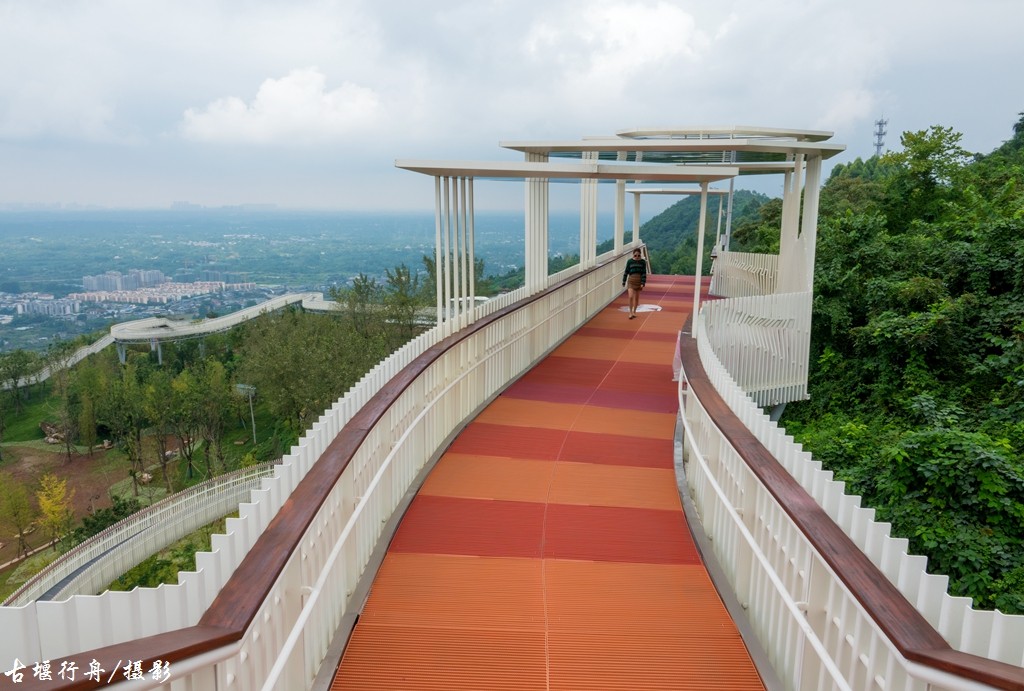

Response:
(4, 262), (615, 691)
(679, 317), (1024, 691)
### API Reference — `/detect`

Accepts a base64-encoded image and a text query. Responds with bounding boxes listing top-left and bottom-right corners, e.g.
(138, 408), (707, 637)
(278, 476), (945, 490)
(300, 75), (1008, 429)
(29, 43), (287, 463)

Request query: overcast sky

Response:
(1, 0), (1022, 211)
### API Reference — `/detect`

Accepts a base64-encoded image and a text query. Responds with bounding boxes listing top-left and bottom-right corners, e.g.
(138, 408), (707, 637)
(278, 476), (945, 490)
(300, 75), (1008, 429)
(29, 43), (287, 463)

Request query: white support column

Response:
(467, 179), (477, 321)
(632, 195), (641, 247)
(449, 177), (462, 332)
(691, 181), (710, 336)
(777, 154), (805, 293)
(524, 152), (549, 294)
(579, 151), (598, 269)
(458, 177), (470, 330)
(633, 150), (643, 246)
(434, 176), (478, 335)
(800, 155), (823, 292)
(614, 151), (626, 256)
(714, 195), (725, 250)
(723, 158), (736, 250)
(437, 177), (451, 335)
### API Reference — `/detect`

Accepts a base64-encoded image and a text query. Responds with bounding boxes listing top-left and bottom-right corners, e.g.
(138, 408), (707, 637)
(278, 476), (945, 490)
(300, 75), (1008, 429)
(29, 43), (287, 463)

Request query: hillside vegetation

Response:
(632, 115), (1024, 612)
(738, 115), (1024, 613)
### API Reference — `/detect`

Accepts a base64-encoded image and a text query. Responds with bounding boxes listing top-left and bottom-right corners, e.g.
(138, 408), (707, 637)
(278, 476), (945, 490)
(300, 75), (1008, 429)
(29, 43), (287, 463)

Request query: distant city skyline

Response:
(1, 1), (1022, 211)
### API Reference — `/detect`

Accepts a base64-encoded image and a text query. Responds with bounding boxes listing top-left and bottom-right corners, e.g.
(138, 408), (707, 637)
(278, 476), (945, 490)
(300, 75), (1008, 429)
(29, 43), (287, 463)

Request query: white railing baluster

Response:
(682, 296), (1024, 689)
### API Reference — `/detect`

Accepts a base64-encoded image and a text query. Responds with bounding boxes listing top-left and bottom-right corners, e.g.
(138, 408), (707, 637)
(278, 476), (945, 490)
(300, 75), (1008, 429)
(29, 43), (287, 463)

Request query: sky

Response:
(1, 0), (1022, 212)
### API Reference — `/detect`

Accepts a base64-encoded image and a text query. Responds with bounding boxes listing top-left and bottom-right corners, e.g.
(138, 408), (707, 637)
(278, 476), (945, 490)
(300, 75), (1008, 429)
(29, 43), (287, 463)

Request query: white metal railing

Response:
(701, 291), (812, 407)
(0, 259), (622, 689)
(680, 305), (1024, 691)
(709, 250), (778, 298)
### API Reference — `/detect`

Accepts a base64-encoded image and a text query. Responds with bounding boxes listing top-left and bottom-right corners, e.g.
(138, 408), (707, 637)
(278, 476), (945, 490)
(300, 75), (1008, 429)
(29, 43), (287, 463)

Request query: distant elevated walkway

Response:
(109, 291), (335, 363)
(2, 292), (337, 386)
(327, 275), (769, 689)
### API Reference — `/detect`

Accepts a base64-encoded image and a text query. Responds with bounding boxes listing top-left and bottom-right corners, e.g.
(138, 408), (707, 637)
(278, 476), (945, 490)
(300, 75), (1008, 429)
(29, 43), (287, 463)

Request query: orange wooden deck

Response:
(331, 276), (766, 690)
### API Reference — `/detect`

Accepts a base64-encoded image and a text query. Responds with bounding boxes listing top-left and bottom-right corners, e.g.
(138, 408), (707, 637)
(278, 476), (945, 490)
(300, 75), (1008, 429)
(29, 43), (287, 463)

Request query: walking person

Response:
(622, 248), (647, 319)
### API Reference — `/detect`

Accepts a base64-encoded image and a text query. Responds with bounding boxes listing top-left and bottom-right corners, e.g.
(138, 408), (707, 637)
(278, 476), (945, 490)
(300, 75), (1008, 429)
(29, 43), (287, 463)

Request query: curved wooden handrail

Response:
(7, 264), (610, 691)
(679, 317), (1024, 691)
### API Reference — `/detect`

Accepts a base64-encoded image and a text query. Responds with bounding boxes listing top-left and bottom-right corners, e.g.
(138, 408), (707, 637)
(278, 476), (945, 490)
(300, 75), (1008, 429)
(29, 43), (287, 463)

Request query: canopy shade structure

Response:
(396, 125), (843, 337)
(615, 125), (836, 141)
(394, 159), (739, 183)
(500, 125), (846, 173)
(623, 186), (732, 195)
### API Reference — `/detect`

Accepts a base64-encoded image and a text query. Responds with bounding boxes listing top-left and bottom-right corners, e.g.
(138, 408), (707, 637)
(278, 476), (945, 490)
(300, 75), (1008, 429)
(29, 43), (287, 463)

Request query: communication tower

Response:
(873, 117), (888, 157)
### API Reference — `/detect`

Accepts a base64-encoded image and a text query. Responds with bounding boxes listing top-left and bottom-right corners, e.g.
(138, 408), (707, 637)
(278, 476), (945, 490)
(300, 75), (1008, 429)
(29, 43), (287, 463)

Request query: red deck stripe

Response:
(559, 430), (674, 468)
(389, 495), (545, 558)
(448, 421), (567, 459)
(543, 503), (700, 564)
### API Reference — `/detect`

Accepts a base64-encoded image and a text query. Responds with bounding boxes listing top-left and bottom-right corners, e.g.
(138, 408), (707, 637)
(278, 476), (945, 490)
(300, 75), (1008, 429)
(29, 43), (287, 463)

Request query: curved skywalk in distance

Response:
(4, 126), (1024, 691)
(2, 291), (335, 388)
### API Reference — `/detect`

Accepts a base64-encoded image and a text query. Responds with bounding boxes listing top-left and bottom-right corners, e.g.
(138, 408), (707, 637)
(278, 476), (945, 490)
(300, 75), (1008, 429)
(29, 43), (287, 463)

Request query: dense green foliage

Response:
(644, 190), (771, 272)
(777, 115), (1024, 613)
(69, 495), (142, 547)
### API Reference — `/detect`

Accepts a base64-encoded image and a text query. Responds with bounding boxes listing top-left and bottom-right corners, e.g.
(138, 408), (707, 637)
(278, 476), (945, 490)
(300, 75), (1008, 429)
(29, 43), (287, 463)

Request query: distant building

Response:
(69, 280), (226, 305)
(83, 269), (166, 291)
(16, 296), (81, 316)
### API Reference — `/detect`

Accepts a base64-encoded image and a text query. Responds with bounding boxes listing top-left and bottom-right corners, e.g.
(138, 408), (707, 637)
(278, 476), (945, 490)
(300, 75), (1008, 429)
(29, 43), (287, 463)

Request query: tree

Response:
(70, 495), (141, 547)
(195, 359), (233, 479)
(99, 360), (148, 497)
(0, 472), (35, 557)
(784, 113), (1024, 612)
(70, 357), (106, 456)
(170, 368), (203, 481)
(880, 125), (972, 228)
(36, 473), (75, 550)
(237, 309), (365, 432)
(0, 350), (41, 414)
(77, 394), (98, 456)
(46, 345), (79, 463)
(144, 368), (176, 492)
(0, 390), (6, 462)
(383, 263), (427, 345)
(331, 273), (384, 340)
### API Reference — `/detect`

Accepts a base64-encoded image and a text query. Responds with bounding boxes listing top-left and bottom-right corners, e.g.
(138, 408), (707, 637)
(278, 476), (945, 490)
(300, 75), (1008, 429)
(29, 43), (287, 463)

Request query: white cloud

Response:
(1, 0), (1023, 207)
(179, 68), (381, 145)
(524, 1), (708, 96)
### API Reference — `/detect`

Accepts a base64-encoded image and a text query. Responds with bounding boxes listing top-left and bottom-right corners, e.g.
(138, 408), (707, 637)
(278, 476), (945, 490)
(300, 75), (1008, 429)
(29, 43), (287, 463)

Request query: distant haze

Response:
(1, 1), (1022, 210)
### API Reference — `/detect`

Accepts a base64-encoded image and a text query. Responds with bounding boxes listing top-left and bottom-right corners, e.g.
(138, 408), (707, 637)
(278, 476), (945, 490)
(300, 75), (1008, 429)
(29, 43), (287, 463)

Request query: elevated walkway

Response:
(328, 275), (768, 689)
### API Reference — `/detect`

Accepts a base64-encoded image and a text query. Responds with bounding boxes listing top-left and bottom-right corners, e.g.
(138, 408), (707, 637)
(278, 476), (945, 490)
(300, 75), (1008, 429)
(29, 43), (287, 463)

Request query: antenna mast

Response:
(873, 117), (888, 157)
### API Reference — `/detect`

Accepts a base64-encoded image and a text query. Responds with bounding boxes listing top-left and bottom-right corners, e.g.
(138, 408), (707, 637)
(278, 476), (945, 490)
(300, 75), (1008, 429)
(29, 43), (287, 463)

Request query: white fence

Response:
(0, 259), (621, 689)
(701, 291), (812, 407)
(709, 250), (778, 298)
(680, 308), (1024, 691)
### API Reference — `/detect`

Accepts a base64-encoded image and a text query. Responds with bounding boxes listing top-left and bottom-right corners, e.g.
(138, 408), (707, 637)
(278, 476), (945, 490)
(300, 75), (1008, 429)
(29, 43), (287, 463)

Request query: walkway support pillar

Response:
(777, 154), (805, 294)
(614, 151), (626, 256)
(691, 181), (710, 333)
(524, 152), (550, 295)
(579, 151), (599, 270)
(434, 175), (477, 336)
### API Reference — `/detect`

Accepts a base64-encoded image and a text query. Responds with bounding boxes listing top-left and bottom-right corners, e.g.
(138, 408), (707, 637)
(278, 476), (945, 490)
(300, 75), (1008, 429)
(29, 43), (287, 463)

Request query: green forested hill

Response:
(640, 189), (770, 274)
(778, 115), (1024, 613)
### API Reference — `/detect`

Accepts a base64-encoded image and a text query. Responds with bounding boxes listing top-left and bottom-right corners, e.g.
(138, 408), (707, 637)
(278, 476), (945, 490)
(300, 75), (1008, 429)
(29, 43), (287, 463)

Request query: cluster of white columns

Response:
(433, 176), (477, 336)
